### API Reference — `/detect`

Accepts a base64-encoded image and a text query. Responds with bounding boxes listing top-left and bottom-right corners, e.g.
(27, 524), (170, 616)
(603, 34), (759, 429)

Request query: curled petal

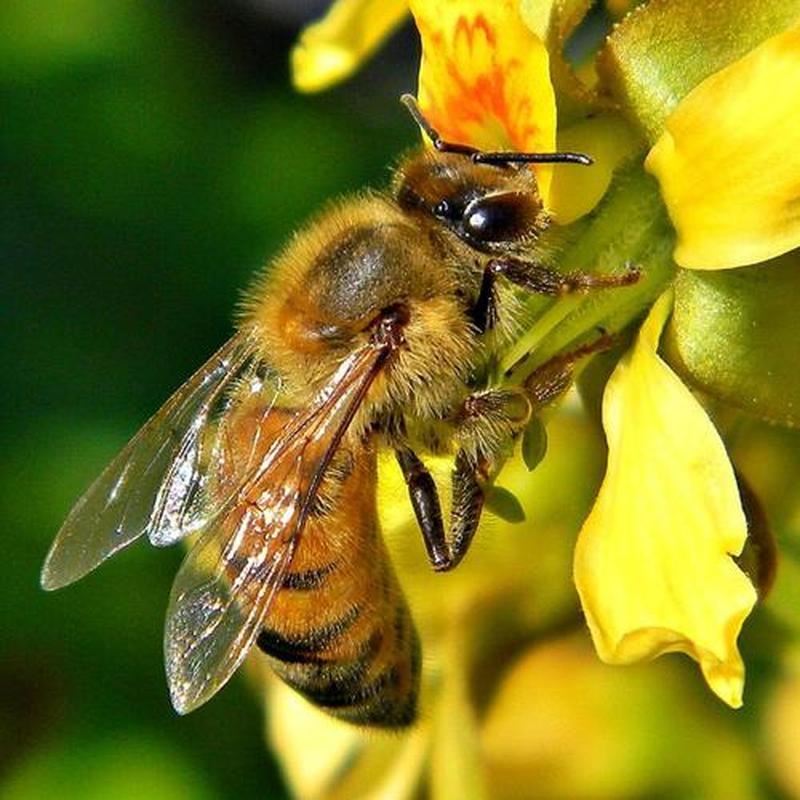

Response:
(410, 0), (557, 202)
(523, 0), (613, 122)
(646, 29), (800, 269)
(574, 292), (757, 708)
(517, 0), (557, 40)
(291, 0), (408, 93)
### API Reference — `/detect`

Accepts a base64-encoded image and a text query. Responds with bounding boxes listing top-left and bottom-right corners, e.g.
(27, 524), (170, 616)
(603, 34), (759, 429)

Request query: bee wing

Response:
(41, 330), (270, 591)
(164, 343), (387, 714)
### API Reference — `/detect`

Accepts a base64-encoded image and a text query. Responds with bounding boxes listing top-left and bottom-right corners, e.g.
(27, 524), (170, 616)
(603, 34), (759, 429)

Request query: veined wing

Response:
(41, 329), (273, 590)
(164, 341), (389, 714)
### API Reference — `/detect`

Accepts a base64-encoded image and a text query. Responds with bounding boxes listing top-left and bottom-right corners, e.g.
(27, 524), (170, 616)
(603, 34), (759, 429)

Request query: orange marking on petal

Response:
(456, 13), (497, 50)
(420, 14), (545, 150)
(412, 1), (556, 198)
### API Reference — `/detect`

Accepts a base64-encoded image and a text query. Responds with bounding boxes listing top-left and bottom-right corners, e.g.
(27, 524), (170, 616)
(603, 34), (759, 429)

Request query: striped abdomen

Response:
(257, 442), (420, 727)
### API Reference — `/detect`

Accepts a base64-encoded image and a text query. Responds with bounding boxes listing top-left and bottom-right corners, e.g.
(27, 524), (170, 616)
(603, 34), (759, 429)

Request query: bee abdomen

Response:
(264, 612), (420, 728)
(279, 561), (338, 592)
(256, 603), (361, 664)
(285, 658), (419, 727)
(256, 443), (420, 728)
(259, 559), (420, 728)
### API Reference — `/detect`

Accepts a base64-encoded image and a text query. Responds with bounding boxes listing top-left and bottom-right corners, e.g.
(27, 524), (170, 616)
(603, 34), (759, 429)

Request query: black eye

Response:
(462, 193), (528, 242)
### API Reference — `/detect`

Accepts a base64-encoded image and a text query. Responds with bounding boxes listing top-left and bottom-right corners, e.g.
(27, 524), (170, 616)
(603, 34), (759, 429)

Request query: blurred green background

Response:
(1, 2), (416, 797)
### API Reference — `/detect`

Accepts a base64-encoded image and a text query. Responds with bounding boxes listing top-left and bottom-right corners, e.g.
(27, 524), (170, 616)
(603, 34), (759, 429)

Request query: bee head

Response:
(393, 149), (550, 252)
(394, 94), (592, 253)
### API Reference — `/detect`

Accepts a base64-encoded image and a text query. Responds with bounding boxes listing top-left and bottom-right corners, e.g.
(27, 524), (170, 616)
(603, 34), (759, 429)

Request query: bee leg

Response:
(470, 263), (500, 334)
(445, 390), (532, 570)
(470, 259), (639, 334)
(487, 257), (640, 297)
(395, 447), (486, 572)
(438, 334), (618, 571)
(446, 449), (486, 571)
(523, 332), (617, 410)
(395, 447), (449, 570)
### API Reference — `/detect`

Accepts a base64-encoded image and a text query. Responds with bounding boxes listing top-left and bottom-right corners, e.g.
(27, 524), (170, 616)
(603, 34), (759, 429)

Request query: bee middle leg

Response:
(522, 332), (617, 408)
(396, 386), (542, 571)
(398, 331), (618, 571)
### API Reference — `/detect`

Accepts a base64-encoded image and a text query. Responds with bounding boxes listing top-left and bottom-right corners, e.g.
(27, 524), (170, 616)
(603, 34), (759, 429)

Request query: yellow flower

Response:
(411, 0), (557, 201)
(291, 0), (408, 93)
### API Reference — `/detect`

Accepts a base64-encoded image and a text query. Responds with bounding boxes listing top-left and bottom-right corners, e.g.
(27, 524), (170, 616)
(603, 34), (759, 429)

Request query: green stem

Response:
(500, 165), (676, 386)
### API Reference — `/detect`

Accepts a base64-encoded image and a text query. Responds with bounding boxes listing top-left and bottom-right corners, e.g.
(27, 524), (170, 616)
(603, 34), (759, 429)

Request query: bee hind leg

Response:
(395, 447), (484, 572)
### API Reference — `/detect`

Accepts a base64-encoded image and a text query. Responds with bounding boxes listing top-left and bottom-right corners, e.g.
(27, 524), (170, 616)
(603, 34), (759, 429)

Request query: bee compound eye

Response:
(463, 193), (527, 242)
(465, 205), (492, 236)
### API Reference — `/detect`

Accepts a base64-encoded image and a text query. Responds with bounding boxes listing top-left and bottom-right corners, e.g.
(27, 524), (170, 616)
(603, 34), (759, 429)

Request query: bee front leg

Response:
(470, 259), (639, 334)
(469, 262), (500, 334)
(488, 256), (640, 297)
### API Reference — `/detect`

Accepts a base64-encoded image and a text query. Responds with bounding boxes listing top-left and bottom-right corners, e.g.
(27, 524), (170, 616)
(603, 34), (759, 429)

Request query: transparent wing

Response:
(164, 342), (387, 714)
(41, 330), (272, 590)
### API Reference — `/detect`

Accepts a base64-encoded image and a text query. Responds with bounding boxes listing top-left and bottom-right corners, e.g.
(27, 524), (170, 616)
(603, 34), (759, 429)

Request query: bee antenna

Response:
(399, 93), (593, 167)
(400, 93), (479, 158)
(475, 151), (592, 166)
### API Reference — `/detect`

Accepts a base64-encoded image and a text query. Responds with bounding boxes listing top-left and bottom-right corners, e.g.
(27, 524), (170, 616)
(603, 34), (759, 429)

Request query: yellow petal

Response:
(430, 626), (488, 800)
(574, 292), (757, 708)
(548, 113), (642, 224)
(265, 669), (429, 800)
(291, 0), (408, 93)
(409, 0), (557, 202)
(646, 28), (800, 269)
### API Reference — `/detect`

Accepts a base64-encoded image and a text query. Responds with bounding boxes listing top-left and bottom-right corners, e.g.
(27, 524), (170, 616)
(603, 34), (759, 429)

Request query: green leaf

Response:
(521, 417), (548, 471)
(484, 485), (526, 523)
(666, 252), (800, 426)
(599, 0), (800, 142)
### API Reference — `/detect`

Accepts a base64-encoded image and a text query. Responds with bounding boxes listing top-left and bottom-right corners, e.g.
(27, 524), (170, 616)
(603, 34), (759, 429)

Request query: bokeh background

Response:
(1, 2), (417, 797)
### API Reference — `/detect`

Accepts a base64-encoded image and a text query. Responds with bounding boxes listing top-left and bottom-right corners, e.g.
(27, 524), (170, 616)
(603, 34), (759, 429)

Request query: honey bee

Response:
(41, 96), (637, 727)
